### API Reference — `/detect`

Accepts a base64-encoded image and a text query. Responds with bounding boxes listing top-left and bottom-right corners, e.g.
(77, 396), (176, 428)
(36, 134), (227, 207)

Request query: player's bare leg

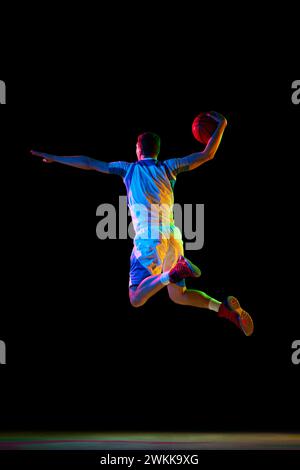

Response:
(168, 284), (212, 309)
(130, 273), (169, 308)
(129, 256), (201, 308)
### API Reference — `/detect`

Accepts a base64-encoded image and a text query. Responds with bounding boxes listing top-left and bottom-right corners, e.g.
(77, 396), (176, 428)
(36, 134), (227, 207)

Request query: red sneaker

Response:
(169, 256), (201, 284)
(218, 296), (254, 336)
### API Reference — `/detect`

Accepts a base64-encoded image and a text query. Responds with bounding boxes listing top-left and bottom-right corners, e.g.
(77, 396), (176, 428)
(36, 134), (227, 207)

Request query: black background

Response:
(0, 73), (299, 434)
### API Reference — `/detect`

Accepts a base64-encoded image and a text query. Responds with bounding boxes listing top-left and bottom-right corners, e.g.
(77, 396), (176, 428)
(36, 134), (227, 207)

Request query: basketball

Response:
(192, 112), (218, 145)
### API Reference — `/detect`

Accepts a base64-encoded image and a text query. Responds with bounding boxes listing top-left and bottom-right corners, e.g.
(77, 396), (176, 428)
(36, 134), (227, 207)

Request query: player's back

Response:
(124, 158), (176, 237)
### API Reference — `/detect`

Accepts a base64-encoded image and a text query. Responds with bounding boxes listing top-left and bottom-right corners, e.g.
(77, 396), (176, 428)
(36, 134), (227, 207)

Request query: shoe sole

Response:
(227, 296), (254, 336)
(185, 258), (201, 278)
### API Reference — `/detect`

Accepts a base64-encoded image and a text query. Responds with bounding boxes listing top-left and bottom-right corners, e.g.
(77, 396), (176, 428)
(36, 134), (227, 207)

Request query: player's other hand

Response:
(30, 150), (54, 163)
(207, 111), (227, 127)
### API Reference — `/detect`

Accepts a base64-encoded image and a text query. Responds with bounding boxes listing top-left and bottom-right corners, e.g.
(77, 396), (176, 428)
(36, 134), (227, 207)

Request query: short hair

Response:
(137, 132), (160, 157)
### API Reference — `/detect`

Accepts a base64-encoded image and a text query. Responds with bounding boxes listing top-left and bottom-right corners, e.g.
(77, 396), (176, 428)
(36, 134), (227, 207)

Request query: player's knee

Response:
(129, 291), (145, 308)
(130, 297), (143, 308)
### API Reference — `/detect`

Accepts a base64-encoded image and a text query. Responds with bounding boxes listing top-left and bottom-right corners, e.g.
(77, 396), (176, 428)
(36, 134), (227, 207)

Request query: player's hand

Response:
(30, 150), (54, 163)
(207, 111), (227, 127)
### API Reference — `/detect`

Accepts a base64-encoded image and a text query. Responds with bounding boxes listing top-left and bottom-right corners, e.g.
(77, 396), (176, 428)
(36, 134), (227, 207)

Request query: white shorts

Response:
(129, 229), (185, 288)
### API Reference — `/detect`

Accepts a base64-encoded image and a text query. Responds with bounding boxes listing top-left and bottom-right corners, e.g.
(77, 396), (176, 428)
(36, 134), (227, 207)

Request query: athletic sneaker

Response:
(218, 296), (254, 336)
(169, 256), (201, 284)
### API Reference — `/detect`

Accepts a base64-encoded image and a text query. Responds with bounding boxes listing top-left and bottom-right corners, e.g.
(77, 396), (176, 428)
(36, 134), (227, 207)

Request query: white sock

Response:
(160, 271), (170, 285)
(208, 299), (222, 312)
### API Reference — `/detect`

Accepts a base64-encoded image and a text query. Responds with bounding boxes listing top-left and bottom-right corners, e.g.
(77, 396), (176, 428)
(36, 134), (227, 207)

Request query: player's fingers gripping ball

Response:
(192, 112), (218, 145)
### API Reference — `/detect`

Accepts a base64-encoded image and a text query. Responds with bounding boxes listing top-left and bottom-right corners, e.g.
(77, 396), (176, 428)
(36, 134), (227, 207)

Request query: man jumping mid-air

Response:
(31, 111), (254, 336)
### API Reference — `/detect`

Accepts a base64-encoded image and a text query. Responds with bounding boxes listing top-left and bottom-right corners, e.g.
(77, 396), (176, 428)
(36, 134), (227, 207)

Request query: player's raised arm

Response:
(174, 111), (227, 172)
(202, 111), (227, 159)
(30, 151), (130, 176)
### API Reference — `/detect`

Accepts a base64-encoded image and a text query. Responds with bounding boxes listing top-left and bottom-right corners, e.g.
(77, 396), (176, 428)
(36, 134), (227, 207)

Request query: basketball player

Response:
(31, 111), (254, 336)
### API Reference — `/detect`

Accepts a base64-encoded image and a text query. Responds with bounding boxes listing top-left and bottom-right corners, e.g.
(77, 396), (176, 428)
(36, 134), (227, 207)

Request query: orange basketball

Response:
(192, 112), (218, 145)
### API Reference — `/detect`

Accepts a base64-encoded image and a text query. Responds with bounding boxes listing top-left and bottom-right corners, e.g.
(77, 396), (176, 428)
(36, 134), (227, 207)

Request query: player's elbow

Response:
(85, 157), (94, 170)
(206, 150), (216, 161)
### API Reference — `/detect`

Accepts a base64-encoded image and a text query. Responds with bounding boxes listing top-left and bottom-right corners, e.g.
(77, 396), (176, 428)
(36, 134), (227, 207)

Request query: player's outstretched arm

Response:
(30, 151), (113, 173)
(178, 111), (227, 171)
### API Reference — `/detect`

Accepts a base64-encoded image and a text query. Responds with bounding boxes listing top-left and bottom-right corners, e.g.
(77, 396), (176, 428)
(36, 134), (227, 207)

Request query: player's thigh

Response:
(163, 236), (184, 272)
(167, 283), (187, 303)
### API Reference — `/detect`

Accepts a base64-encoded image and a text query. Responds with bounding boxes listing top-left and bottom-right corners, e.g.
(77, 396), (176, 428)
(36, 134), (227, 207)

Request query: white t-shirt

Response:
(109, 157), (188, 239)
